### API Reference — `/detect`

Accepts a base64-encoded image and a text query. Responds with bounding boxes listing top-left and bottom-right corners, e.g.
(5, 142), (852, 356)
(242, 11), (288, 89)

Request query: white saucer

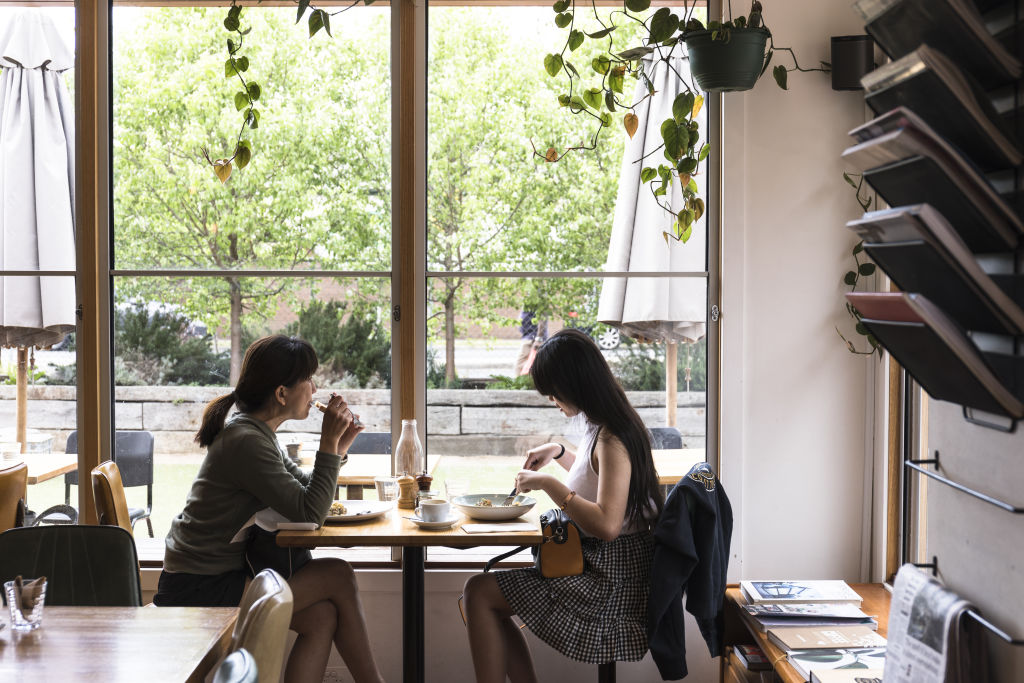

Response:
(409, 515), (458, 530)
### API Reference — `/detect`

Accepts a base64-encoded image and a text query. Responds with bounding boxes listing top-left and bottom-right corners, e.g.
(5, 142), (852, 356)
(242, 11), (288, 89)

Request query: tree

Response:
(427, 8), (639, 383)
(113, 7), (390, 382)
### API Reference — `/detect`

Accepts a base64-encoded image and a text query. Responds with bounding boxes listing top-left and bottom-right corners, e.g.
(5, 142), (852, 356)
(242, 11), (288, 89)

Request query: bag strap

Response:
(483, 545), (530, 572)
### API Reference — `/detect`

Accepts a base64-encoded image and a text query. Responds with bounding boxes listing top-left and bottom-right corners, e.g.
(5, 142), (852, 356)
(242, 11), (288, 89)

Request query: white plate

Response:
(325, 500), (393, 523)
(408, 515), (459, 530)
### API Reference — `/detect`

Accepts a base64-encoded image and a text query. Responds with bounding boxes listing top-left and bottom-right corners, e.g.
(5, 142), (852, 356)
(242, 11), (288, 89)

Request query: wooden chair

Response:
(91, 461), (135, 535)
(230, 569), (294, 683)
(0, 525), (142, 605)
(0, 461), (27, 532)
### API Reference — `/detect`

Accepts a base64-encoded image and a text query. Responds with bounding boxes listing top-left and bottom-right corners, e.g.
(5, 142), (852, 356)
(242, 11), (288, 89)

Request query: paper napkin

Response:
(461, 522), (536, 534)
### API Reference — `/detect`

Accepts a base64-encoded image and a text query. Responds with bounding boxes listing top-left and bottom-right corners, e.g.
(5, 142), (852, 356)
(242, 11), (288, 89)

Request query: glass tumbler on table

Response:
(374, 475), (399, 504)
(4, 579), (46, 632)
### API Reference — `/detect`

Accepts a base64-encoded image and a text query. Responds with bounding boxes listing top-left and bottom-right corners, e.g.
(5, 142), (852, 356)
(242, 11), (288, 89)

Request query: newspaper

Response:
(885, 564), (986, 683)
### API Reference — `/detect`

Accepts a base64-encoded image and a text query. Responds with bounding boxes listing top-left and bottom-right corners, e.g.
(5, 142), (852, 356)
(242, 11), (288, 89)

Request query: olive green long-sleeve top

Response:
(163, 413), (341, 575)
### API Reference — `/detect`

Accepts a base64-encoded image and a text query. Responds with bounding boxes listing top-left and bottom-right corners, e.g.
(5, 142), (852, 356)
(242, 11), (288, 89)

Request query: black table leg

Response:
(402, 546), (425, 683)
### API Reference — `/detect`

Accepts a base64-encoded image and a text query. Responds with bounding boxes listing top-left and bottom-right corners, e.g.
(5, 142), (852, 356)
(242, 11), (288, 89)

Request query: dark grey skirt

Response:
(495, 531), (655, 664)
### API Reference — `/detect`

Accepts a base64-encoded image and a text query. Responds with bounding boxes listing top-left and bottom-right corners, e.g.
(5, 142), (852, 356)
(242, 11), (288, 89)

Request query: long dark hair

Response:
(195, 335), (319, 447)
(531, 328), (663, 528)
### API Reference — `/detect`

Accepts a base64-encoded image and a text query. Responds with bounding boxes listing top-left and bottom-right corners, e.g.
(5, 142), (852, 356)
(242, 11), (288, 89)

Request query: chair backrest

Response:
(64, 431), (79, 490)
(0, 525), (142, 605)
(231, 569), (294, 683)
(0, 462), (27, 532)
(91, 461), (134, 535)
(649, 426), (683, 450)
(213, 649), (258, 683)
(350, 431), (391, 454)
(113, 431), (154, 488)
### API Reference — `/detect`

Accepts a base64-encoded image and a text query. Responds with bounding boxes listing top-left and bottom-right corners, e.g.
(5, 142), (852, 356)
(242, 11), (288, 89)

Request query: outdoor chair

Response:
(57, 430), (154, 536)
(91, 461), (135, 536)
(0, 461), (27, 532)
(230, 569), (294, 683)
(342, 430), (391, 499)
(213, 649), (258, 683)
(0, 525), (142, 606)
(649, 426), (683, 450)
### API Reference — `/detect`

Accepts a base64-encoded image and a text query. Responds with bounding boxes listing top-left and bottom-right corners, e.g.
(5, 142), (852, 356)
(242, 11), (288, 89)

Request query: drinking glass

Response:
(4, 579), (46, 631)
(374, 476), (399, 503)
(444, 478), (469, 502)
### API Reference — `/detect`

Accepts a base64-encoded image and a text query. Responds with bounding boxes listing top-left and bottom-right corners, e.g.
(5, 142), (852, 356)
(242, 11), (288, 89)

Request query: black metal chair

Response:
(0, 525), (142, 606)
(50, 430), (155, 536)
(649, 426), (683, 450)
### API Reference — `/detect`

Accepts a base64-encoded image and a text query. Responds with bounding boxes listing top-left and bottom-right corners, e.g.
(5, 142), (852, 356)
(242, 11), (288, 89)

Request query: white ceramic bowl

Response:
(452, 493), (537, 521)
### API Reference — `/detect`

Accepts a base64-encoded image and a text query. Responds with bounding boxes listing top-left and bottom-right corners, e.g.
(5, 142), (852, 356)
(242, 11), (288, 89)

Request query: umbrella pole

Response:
(665, 342), (677, 428)
(16, 347), (28, 454)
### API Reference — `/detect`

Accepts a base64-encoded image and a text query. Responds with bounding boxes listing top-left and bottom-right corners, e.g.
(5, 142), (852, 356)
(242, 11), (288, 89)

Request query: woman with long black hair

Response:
(154, 334), (384, 683)
(462, 328), (664, 682)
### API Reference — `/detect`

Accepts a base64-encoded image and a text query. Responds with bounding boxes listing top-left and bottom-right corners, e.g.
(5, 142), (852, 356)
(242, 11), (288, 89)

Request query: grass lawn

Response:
(28, 455), (562, 539)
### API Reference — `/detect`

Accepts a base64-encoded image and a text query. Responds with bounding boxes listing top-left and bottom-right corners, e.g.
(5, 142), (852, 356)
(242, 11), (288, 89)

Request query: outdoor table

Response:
(0, 606), (236, 682)
(277, 507), (543, 683)
(652, 447), (705, 487)
(299, 451), (440, 499)
(23, 452), (77, 485)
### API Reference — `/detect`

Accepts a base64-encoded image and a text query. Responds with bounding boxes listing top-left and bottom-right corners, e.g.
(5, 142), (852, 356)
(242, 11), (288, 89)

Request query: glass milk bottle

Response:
(395, 419), (424, 476)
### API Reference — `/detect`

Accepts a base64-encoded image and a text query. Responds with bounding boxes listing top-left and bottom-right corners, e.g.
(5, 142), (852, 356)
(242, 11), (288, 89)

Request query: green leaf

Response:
(624, 0), (651, 12)
(247, 82), (261, 101)
(844, 271), (858, 286)
(557, 94), (571, 106)
(308, 9), (324, 37)
(654, 184), (667, 197)
(679, 222), (693, 243)
(649, 8), (679, 44)
(555, 12), (573, 28)
(640, 167), (657, 183)
(321, 10), (332, 37)
(234, 91), (249, 111)
(296, 0), (310, 23)
(600, 112), (613, 127)
(568, 30), (584, 51)
(228, 5), (241, 18)
(248, 108), (260, 129)
(591, 55), (611, 75)
(224, 59), (237, 78)
(672, 92), (694, 124)
(677, 157), (697, 174)
(605, 91), (617, 112)
(568, 95), (586, 110)
(773, 64), (788, 89)
(858, 263), (876, 276)
(582, 87), (603, 110)
(698, 143), (710, 161)
(553, 0), (571, 12)
(843, 171), (858, 189)
(235, 144), (252, 169)
(224, 16), (240, 32)
(544, 53), (563, 77)
(227, 39), (235, 53)
(609, 70), (624, 94)
(564, 61), (579, 77)
(687, 177), (699, 194)
(618, 46), (654, 60)
(236, 56), (249, 72)
(586, 26), (615, 39)
(852, 242), (864, 255)
(855, 322), (868, 335)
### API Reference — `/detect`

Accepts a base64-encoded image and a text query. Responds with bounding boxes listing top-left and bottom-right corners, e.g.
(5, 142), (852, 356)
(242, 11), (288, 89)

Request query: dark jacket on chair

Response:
(646, 462), (733, 680)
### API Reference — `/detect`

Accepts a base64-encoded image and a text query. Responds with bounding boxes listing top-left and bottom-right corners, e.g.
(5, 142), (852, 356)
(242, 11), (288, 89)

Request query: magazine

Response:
(768, 625), (887, 651)
(885, 564), (989, 683)
(740, 580), (863, 605)
(787, 647), (887, 680)
(811, 669), (885, 683)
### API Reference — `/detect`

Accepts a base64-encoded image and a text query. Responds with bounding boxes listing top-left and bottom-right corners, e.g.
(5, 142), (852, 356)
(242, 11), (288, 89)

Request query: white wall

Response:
(719, 0), (876, 584)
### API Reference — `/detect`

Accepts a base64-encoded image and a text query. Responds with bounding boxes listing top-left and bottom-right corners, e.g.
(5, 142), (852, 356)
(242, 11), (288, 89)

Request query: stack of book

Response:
(739, 581), (886, 681)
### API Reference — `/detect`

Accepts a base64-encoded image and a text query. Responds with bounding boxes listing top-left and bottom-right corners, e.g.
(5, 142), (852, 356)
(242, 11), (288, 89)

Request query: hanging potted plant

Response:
(538, 0), (828, 242)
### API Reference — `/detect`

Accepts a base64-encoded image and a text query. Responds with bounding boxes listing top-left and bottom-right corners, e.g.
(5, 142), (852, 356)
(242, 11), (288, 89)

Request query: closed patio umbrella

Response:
(0, 11), (76, 452)
(598, 48), (706, 427)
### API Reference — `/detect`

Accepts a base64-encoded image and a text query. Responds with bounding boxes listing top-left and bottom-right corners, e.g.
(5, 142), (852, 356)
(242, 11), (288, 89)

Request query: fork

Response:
(501, 486), (517, 507)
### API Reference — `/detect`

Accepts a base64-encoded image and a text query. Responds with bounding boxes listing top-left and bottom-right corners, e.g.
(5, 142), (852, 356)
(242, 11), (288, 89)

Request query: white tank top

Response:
(564, 420), (653, 536)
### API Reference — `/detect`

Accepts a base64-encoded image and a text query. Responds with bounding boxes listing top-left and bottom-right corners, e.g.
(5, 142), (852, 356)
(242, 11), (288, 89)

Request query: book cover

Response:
(733, 643), (772, 671)
(787, 648), (887, 681)
(767, 625), (887, 652)
(745, 602), (871, 619)
(854, 0), (1020, 88)
(848, 204), (1024, 335)
(862, 46), (1020, 171)
(811, 669), (885, 683)
(740, 581), (863, 605)
(751, 616), (878, 633)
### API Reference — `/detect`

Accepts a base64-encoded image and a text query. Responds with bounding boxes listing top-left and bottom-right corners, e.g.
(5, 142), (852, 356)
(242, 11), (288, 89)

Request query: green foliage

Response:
(286, 300), (391, 388)
(612, 338), (707, 392)
(426, 348), (458, 390)
(113, 303), (230, 385)
(836, 241), (882, 358)
(487, 374), (536, 390)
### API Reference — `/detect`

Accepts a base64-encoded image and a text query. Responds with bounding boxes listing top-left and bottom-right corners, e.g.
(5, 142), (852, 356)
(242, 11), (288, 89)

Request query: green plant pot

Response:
(683, 27), (770, 92)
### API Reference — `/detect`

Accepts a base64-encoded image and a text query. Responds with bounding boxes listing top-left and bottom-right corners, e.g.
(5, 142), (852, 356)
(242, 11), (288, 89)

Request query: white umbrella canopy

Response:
(0, 11), (76, 450)
(598, 49), (707, 426)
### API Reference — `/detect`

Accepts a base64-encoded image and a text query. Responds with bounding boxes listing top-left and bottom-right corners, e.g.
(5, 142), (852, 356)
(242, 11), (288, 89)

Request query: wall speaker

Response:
(831, 35), (874, 91)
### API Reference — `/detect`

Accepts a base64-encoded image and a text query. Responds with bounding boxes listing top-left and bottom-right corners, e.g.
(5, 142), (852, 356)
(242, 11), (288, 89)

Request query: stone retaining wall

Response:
(0, 386), (706, 457)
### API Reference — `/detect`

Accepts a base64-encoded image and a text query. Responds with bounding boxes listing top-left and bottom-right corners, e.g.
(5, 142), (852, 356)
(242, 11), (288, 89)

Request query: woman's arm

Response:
(516, 434), (631, 541)
(523, 442), (575, 473)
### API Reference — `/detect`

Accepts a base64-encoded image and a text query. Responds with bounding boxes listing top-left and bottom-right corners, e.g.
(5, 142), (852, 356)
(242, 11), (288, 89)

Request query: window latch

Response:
(711, 304), (720, 322)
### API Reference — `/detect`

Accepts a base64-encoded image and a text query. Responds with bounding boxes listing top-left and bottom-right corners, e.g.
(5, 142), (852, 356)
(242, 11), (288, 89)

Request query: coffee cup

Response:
(416, 499), (450, 523)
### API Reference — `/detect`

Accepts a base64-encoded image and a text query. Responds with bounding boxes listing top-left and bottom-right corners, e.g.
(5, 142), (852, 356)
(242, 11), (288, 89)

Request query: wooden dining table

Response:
(0, 606), (236, 682)
(17, 452), (77, 486)
(277, 506), (543, 683)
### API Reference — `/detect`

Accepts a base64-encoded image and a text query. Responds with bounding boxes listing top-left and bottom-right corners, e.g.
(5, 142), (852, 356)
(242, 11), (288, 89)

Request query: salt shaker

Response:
(397, 474), (417, 510)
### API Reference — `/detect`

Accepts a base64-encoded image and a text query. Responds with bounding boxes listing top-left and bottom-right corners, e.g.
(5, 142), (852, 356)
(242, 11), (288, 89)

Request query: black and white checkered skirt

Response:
(494, 531), (655, 664)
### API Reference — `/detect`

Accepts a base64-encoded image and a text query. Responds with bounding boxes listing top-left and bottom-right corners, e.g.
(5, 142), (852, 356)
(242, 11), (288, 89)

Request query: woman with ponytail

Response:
(462, 328), (663, 683)
(154, 335), (384, 683)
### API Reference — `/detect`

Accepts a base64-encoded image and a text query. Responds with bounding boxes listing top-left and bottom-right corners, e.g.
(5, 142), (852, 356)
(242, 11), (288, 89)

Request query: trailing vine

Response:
(838, 171), (881, 358)
(204, 0), (373, 182)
